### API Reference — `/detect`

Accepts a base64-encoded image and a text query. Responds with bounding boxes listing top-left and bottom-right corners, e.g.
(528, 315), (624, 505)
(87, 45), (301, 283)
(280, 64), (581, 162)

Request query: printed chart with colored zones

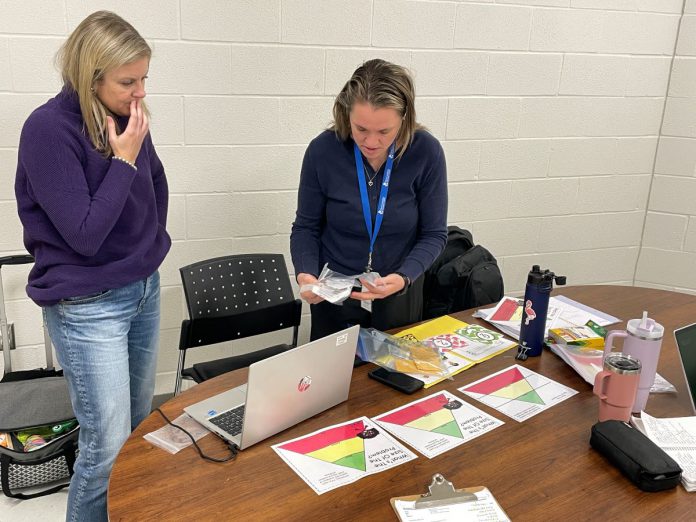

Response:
(374, 390), (503, 459)
(459, 365), (578, 422)
(272, 416), (416, 495)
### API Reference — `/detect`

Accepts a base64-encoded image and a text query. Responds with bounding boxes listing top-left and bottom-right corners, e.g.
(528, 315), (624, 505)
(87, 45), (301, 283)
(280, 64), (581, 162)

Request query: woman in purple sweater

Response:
(14, 12), (170, 521)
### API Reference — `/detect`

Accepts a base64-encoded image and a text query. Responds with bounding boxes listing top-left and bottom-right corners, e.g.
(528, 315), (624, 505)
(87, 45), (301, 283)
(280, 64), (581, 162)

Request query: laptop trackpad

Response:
(230, 384), (247, 402)
(195, 384), (248, 419)
(224, 384), (247, 409)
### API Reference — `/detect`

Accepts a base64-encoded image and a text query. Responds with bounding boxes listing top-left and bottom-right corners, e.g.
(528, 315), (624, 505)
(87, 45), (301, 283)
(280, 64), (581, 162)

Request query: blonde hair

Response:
(331, 59), (421, 159)
(56, 11), (151, 157)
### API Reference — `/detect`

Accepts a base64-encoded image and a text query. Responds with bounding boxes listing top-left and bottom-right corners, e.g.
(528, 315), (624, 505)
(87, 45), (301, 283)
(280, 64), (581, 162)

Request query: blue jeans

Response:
(44, 272), (160, 522)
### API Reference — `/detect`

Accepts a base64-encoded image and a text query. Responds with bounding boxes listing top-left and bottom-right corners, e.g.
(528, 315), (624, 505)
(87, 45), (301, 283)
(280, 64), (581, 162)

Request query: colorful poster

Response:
(373, 391), (504, 459)
(272, 417), (417, 495)
(396, 316), (516, 387)
(459, 365), (578, 422)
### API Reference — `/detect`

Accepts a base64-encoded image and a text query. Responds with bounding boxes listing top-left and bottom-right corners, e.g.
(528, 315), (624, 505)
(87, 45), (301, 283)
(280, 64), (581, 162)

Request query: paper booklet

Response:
(476, 295), (620, 341)
(394, 315), (517, 388)
(632, 412), (696, 492)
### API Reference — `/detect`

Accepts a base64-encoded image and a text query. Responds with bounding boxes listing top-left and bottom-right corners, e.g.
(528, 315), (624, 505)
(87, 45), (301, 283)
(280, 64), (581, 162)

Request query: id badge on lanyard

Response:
(354, 142), (395, 273)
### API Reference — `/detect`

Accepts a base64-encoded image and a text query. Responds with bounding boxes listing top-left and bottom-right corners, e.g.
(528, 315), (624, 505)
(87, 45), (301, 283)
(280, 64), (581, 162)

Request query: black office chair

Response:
(174, 253), (302, 395)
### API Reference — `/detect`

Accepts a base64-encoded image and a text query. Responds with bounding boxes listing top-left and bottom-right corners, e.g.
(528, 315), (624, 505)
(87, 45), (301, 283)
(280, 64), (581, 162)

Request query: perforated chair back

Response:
(175, 254), (302, 394)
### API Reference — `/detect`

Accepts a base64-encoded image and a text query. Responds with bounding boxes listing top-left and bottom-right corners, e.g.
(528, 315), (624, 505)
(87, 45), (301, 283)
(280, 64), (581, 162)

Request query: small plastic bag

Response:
(357, 327), (450, 378)
(300, 264), (359, 304)
(358, 271), (385, 288)
(300, 265), (389, 304)
(354, 272), (386, 309)
(143, 413), (210, 454)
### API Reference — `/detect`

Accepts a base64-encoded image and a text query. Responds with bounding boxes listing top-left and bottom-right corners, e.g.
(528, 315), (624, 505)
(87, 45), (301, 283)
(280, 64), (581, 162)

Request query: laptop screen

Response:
(674, 323), (696, 413)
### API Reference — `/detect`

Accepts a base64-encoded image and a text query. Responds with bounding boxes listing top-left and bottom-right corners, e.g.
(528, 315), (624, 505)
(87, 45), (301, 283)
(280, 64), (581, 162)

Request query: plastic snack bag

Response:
(357, 328), (450, 378)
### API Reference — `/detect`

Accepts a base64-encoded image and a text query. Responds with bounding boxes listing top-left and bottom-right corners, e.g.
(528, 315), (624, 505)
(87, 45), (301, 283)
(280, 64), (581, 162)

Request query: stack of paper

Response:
(547, 342), (603, 384)
(476, 295), (620, 341)
(549, 342), (676, 394)
(632, 412), (696, 492)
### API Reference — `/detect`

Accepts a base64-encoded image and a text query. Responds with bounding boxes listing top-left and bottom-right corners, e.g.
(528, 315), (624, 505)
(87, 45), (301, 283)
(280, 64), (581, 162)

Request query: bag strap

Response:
(0, 443), (75, 500)
(64, 442), (77, 476)
(0, 254), (34, 376)
(42, 323), (54, 370)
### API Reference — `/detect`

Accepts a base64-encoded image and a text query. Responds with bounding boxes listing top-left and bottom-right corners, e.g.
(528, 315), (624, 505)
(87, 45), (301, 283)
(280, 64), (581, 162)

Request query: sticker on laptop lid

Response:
(336, 333), (349, 346)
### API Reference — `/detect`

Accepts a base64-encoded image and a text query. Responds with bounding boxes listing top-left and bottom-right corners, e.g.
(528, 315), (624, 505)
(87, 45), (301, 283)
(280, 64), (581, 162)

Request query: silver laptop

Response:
(184, 325), (359, 450)
(674, 323), (696, 414)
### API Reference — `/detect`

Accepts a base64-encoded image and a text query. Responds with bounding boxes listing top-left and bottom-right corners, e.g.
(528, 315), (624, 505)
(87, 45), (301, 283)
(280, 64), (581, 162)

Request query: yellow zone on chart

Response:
(492, 380), (534, 400)
(405, 408), (455, 431)
(307, 436), (364, 462)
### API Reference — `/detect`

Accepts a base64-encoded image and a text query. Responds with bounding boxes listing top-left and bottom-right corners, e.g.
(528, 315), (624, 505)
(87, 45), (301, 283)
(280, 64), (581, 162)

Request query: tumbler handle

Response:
(593, 370), (611, 400)
(603, 330), (627, 358)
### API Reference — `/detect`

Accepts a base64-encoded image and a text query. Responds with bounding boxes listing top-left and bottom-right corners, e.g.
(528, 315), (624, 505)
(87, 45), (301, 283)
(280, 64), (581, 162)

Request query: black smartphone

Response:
(353, 355), (368, 368)
(368, 367), (424, 394)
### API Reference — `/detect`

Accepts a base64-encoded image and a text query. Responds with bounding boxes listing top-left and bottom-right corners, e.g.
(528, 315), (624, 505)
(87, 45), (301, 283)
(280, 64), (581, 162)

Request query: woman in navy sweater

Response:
(291, 59), (448, 340)
(15, 12), (169, 521)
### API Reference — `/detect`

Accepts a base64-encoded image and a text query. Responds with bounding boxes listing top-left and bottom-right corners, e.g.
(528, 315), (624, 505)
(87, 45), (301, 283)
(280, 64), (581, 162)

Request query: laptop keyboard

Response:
(209, 405), (246, 436)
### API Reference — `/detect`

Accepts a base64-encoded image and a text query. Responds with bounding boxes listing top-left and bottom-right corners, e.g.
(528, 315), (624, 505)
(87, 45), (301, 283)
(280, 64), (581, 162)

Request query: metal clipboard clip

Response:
(414, 474), (478, 508)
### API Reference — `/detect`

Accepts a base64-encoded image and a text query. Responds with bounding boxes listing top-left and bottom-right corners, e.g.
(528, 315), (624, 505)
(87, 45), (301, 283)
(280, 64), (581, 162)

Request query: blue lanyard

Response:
(354, 142), (395, 272)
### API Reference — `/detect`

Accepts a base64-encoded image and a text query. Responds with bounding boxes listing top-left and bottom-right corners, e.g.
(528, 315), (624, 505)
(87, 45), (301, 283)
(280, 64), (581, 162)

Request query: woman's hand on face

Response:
(107, 99), (149, 165)
(350, 273), (405, 301)
(297, 273), (324, 305)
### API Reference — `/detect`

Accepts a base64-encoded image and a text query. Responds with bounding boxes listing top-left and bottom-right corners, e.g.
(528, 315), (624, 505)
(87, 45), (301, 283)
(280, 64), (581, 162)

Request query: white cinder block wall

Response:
(637, 0), (696, 293)
(0, 0), (689, 393)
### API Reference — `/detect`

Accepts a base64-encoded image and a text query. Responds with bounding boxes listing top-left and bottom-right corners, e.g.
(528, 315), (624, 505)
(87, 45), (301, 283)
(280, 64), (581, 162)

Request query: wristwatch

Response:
(395, 272), (411, 296)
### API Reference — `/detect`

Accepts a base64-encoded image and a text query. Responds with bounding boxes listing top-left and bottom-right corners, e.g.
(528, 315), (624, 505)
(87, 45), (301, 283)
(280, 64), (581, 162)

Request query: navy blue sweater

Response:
(291, 130), (448, 282)
(15, 88), (171, 306)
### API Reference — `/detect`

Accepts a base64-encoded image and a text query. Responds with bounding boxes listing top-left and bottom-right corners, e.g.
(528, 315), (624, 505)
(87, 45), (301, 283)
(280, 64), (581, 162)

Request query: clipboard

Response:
(390, 474), (510, 521)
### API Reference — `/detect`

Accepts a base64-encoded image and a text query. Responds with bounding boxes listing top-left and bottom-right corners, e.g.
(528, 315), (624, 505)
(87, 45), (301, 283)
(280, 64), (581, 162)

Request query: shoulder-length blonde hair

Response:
(56, 11), (151, 157)
(331, 59), (422, 159)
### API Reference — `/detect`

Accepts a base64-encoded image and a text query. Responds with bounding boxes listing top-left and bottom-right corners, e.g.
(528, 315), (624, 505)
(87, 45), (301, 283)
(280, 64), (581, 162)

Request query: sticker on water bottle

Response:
(523, 299), (536, 325)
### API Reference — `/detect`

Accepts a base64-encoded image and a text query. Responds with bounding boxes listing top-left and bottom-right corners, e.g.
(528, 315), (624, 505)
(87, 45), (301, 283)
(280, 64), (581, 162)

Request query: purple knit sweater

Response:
(15, 88), (171, 306)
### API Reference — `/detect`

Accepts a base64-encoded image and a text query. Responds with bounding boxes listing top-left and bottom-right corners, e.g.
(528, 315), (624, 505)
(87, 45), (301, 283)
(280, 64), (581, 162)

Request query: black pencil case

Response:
(590, 420), (682, 492)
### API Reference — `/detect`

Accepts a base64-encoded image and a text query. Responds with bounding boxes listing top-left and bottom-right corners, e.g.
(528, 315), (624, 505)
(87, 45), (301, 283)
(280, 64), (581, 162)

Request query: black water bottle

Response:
(516, 265), (566, 360)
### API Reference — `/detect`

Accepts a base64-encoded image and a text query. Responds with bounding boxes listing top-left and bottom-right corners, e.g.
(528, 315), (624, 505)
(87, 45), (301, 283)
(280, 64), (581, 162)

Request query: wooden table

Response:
(108, 286), (696, 521)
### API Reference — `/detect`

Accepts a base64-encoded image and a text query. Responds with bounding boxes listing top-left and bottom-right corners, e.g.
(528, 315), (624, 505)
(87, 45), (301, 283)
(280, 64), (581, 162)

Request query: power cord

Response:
(154, 408), (239, 463)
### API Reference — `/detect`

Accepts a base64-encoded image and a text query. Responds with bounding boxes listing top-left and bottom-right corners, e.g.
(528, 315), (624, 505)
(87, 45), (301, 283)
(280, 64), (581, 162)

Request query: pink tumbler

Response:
(603, 311), (664, 413)
(593, 353), (641, 422)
